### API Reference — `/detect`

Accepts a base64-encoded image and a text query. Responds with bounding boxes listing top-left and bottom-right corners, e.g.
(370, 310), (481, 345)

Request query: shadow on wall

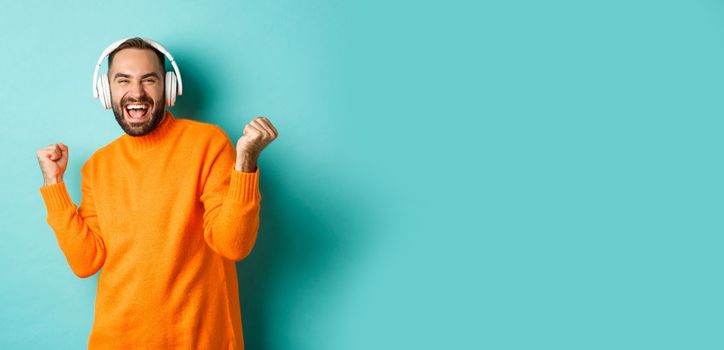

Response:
(235, 161), (373, 350)
(168, 47), (375, 349)
(162, 47), (216, 124)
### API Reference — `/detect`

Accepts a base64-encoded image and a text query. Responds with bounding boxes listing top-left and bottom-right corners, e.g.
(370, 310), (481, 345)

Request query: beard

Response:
(111, 95), (166, 137)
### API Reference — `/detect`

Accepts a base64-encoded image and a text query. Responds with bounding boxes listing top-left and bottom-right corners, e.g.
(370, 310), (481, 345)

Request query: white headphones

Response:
(92, 37), (184, 109)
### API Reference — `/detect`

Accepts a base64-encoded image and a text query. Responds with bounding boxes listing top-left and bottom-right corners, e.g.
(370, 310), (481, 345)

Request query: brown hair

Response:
(108, 37), (166, 72)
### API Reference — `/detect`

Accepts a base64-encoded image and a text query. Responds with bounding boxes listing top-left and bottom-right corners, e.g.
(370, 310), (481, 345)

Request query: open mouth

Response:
(124, 103), (151, 122)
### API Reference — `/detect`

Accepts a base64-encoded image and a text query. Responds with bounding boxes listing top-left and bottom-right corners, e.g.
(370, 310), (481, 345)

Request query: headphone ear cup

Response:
(165, 71), (177, 107)
(96, 75), (108, 109)
(100, 75), (112, 109)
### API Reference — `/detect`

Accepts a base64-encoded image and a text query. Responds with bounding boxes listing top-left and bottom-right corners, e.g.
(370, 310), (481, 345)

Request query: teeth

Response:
(126, 104), (148, 110)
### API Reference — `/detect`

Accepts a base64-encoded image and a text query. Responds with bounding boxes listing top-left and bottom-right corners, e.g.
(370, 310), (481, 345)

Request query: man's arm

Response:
(38, 158), (106, 278)
(200, 135), (262, 261)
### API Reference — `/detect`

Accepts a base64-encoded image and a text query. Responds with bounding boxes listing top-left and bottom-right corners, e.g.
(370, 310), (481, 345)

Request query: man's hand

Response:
(37, 143), (69, 186)
(235, 117), (278, 172)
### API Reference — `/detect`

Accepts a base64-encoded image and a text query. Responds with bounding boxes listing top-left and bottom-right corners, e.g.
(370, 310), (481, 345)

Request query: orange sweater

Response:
(39, 110), (261, 349)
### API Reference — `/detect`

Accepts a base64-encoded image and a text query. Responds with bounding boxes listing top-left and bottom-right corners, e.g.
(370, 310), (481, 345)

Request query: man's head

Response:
(107, 38), (167, 136)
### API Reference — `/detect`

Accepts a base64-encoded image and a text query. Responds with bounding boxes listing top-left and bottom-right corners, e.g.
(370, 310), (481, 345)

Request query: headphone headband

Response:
(91, 37), (184, 98)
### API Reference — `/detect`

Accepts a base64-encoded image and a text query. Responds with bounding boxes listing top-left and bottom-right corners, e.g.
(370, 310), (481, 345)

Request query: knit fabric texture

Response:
(39, 110), (261, 349)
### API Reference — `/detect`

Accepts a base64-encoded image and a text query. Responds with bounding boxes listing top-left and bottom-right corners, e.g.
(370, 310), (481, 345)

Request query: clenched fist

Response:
(37, 143), (69, 186)
(235, 117), (278, 172)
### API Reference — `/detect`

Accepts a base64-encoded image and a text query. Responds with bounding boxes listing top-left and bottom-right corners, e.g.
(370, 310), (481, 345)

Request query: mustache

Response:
(121, 96), (154, 105)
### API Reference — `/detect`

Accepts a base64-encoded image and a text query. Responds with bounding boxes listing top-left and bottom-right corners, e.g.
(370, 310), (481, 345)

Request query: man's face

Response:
(108, 48), (166, 136)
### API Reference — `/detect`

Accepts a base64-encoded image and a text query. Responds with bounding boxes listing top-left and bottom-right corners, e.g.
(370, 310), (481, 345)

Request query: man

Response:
(35, 37), (278, 349)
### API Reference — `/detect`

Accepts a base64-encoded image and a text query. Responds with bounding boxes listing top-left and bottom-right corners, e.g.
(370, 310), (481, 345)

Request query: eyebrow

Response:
(113, 72), (161, 80)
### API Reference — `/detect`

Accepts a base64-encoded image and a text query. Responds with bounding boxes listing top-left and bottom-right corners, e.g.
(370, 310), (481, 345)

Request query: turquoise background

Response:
(1, 0), (723, 348)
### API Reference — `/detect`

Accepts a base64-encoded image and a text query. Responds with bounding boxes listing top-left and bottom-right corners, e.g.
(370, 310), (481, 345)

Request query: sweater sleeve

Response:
(200, 132), (262, 262)
(38, 162), (107, 278)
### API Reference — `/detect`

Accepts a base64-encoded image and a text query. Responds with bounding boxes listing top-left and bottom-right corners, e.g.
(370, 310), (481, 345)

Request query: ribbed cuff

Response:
(39, 181), (75, 212)
(228, 167), (260, 202)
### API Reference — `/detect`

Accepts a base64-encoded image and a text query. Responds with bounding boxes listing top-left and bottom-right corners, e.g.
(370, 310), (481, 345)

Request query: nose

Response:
(128, 80), (146, 99)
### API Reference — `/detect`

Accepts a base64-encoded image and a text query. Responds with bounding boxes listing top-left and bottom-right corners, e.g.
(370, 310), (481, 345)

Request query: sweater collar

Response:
(122, 109), (176, 153)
